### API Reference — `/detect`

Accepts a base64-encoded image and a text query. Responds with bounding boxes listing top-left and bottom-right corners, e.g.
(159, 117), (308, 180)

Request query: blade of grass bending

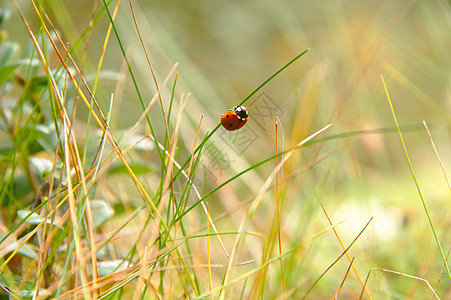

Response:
(359, 268), (441, 300)
(172, 123), (332, 226)
(239, 48), (310, 105)
(171, 49), (310, 183)
(381, 74), (451, 279)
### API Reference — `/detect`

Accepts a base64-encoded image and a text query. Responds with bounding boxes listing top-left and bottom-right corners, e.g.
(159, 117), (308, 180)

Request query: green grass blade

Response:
(381, 74), (451, 279)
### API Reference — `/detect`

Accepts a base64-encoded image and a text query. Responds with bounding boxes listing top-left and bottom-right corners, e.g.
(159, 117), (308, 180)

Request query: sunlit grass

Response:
(0, 0), (450, 299)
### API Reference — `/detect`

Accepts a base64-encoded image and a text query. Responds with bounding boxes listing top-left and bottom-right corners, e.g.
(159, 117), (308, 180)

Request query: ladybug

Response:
(220, 105), (249, 131)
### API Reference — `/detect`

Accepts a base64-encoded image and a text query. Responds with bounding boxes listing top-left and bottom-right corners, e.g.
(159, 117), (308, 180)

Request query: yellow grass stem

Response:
(359, 268), (440, 300)
(275, 119), (286, 299)
(302, 218), (373, 299)
(315, 189), (372, 299)
(333, 257), (355, 299)
(206, 201), (213, 300)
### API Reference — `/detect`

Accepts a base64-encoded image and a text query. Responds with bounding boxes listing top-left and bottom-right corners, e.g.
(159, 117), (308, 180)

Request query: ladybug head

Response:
(233, 105), (248, 120)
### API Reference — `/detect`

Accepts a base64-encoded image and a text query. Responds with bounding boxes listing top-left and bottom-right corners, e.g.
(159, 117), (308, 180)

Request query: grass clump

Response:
(0, 1), (450, 299)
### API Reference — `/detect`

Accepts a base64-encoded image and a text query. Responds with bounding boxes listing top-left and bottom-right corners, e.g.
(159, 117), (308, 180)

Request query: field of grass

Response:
(0, 0), (451, 299)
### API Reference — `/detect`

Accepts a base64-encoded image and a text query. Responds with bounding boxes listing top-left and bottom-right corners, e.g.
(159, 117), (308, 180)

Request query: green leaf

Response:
(17, 210), (62, 229)
(0, 8), (11, 28)
(0, 41), (19, 66)
(0, 63), (20, 85)
(0, 274), (49, 298)
(29, 157), (53, 177)
(125, 134), (155, 151)
(93, 260), (128, 277)
(90, 199), (114, 228)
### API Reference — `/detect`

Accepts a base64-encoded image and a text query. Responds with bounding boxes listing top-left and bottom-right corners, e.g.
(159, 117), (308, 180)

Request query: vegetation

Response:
(0, 0), (450, 299)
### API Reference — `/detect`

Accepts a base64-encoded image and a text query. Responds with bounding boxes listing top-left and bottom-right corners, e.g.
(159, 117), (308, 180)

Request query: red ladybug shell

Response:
(220, 105), (249, 131)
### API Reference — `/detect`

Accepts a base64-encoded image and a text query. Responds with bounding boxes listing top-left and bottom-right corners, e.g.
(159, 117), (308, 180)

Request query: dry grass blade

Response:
(196, 222), (345, 299)
(333, 257), (355, 299)
(275, 118), (286, 299)
(247, 124), (332, 298)
(17, 0), (169, 229)
(5, 1), (446, 298)
(315, 189), (372, 299)
(382, 74), (451, 279)
(128, 0), (171, 146)
(302, 217), (373, 299)
(359, 269), (441, 300)
(218, 214), (246, 300)
(423, 121), (451, 191)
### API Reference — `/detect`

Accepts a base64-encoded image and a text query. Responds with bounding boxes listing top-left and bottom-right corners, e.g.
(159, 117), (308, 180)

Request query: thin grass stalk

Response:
(381, 74), (451, 279)
(22, 1), (171, 234)
(195, 223), (342, 299)
(146, 132), (230, 259)
(315, 189), (372, 299)
(158, 93), (189, 218)
(302, 217), (373, 299)
(62, 117), (90, 298)
(275, 119), (286, 299)
(432, 248), (450, 300)
(177, 115), (203, 222)
(128, 0), (171, 150)
(170, 49), (310, 185)
(359, 268), (441, 300)
(173, 124), (332, 225)
(423, 121), (451, 191)
(238, 140), (299, 299)
(333, 257), (355, 299)
(207, 201), (213, 300)
(218, 214), (246, 300)
(83, 94), (114, 298)
(101, 0), (166, 163)
(82, 0), (119, 171)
